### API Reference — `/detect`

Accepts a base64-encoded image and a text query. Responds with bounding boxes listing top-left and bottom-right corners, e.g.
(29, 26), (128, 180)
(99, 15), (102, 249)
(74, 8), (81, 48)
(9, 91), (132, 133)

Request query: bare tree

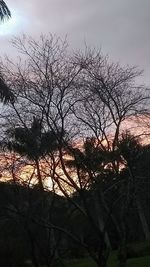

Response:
(0, 35), (149, 267)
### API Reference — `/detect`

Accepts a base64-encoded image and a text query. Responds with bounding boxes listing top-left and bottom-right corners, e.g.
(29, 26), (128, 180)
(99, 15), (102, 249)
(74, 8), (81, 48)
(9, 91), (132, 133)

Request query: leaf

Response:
(0, 1), (11, 21)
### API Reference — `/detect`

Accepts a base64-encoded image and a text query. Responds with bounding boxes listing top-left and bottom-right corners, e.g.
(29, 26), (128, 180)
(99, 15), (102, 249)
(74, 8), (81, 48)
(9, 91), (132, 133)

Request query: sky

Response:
(0, 0), (150, 84)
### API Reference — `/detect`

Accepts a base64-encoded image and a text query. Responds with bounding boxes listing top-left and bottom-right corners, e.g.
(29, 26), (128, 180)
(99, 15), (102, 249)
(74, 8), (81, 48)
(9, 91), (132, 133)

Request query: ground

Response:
(66, 242), (150, 267)
(66, 255), (150, 267)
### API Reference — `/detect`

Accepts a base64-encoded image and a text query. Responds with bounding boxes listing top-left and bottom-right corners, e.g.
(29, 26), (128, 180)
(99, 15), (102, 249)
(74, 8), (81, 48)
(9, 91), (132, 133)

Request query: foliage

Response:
(0, 76), (14, 104)
(7, 117), (61, 160)
(66, 255), (150, 267)
(0, 0), (11, 21)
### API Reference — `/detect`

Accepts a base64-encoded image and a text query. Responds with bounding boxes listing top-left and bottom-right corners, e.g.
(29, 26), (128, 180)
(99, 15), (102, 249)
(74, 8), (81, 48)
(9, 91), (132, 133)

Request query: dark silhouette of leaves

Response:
(0, 77), (14, 104)
(7, 117), (61, 161)
(0, 1), (11, 21)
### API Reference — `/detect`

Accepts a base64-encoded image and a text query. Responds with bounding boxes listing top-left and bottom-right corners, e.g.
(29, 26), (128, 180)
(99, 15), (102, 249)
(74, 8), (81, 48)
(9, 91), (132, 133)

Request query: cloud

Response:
(1, 0), (150, 84)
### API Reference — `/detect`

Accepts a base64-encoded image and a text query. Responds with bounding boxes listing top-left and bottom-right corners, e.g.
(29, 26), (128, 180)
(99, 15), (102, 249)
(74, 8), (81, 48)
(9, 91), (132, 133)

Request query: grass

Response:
(128, 255), (150, 267)
(66, 255), (150, 267)
(66, 241), (150, 267)
(66, 258), (97, 267)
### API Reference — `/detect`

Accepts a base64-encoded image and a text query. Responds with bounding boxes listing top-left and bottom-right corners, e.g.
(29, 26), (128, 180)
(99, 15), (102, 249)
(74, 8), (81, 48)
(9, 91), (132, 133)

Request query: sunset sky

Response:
(0, 0), (150, 84)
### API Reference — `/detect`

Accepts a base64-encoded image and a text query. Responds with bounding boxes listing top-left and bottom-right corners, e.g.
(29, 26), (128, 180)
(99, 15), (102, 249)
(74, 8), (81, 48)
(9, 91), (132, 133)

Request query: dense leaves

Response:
(7, 117), (61, 160)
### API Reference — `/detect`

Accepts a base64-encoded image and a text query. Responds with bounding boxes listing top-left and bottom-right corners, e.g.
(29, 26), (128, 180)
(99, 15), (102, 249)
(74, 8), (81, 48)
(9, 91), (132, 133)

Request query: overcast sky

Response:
(0, 0), (150, 84)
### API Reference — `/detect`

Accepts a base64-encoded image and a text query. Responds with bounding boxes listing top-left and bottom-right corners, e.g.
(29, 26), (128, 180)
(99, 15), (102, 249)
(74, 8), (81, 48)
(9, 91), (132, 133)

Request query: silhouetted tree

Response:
(0, 34), (150, 267)
(118, 133), (150, 239)
(66, 138), (113, 264)
(7, 117), (61, 190)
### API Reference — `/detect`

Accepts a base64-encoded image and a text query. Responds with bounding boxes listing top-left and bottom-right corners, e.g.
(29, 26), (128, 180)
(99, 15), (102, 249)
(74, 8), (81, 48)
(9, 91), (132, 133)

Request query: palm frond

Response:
(0, 1), (11, 21)
(0, 77), (14, 104)
(6, 118), (62, 161)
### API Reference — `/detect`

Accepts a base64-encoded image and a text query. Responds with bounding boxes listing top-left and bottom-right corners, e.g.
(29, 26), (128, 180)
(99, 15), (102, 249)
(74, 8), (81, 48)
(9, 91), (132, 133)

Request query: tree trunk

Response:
(118, 245), (127, 267)
(35, 159), (44, 191)
(27, 227), (40, 267)
(136, 198), (150, 240)
(94, 191), (111, 249)
(118, 221), (127, 267)
(97, 213), (111, 248)
(30, 241), (40, 267)
(47, 228), (59, 267)
(96, 244), (110, 267)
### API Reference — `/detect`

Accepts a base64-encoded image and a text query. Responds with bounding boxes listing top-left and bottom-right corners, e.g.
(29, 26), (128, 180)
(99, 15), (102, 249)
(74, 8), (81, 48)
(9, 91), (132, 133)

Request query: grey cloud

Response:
(1, 0), (150, 84)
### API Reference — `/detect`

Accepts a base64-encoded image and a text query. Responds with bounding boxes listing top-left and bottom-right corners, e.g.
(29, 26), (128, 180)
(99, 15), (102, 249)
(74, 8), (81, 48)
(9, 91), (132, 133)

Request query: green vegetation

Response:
(66, 242), (150, 267)
(66, 258), (97, 267)
(127, 256), (150, 267)
(66, 255), (150, 267)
